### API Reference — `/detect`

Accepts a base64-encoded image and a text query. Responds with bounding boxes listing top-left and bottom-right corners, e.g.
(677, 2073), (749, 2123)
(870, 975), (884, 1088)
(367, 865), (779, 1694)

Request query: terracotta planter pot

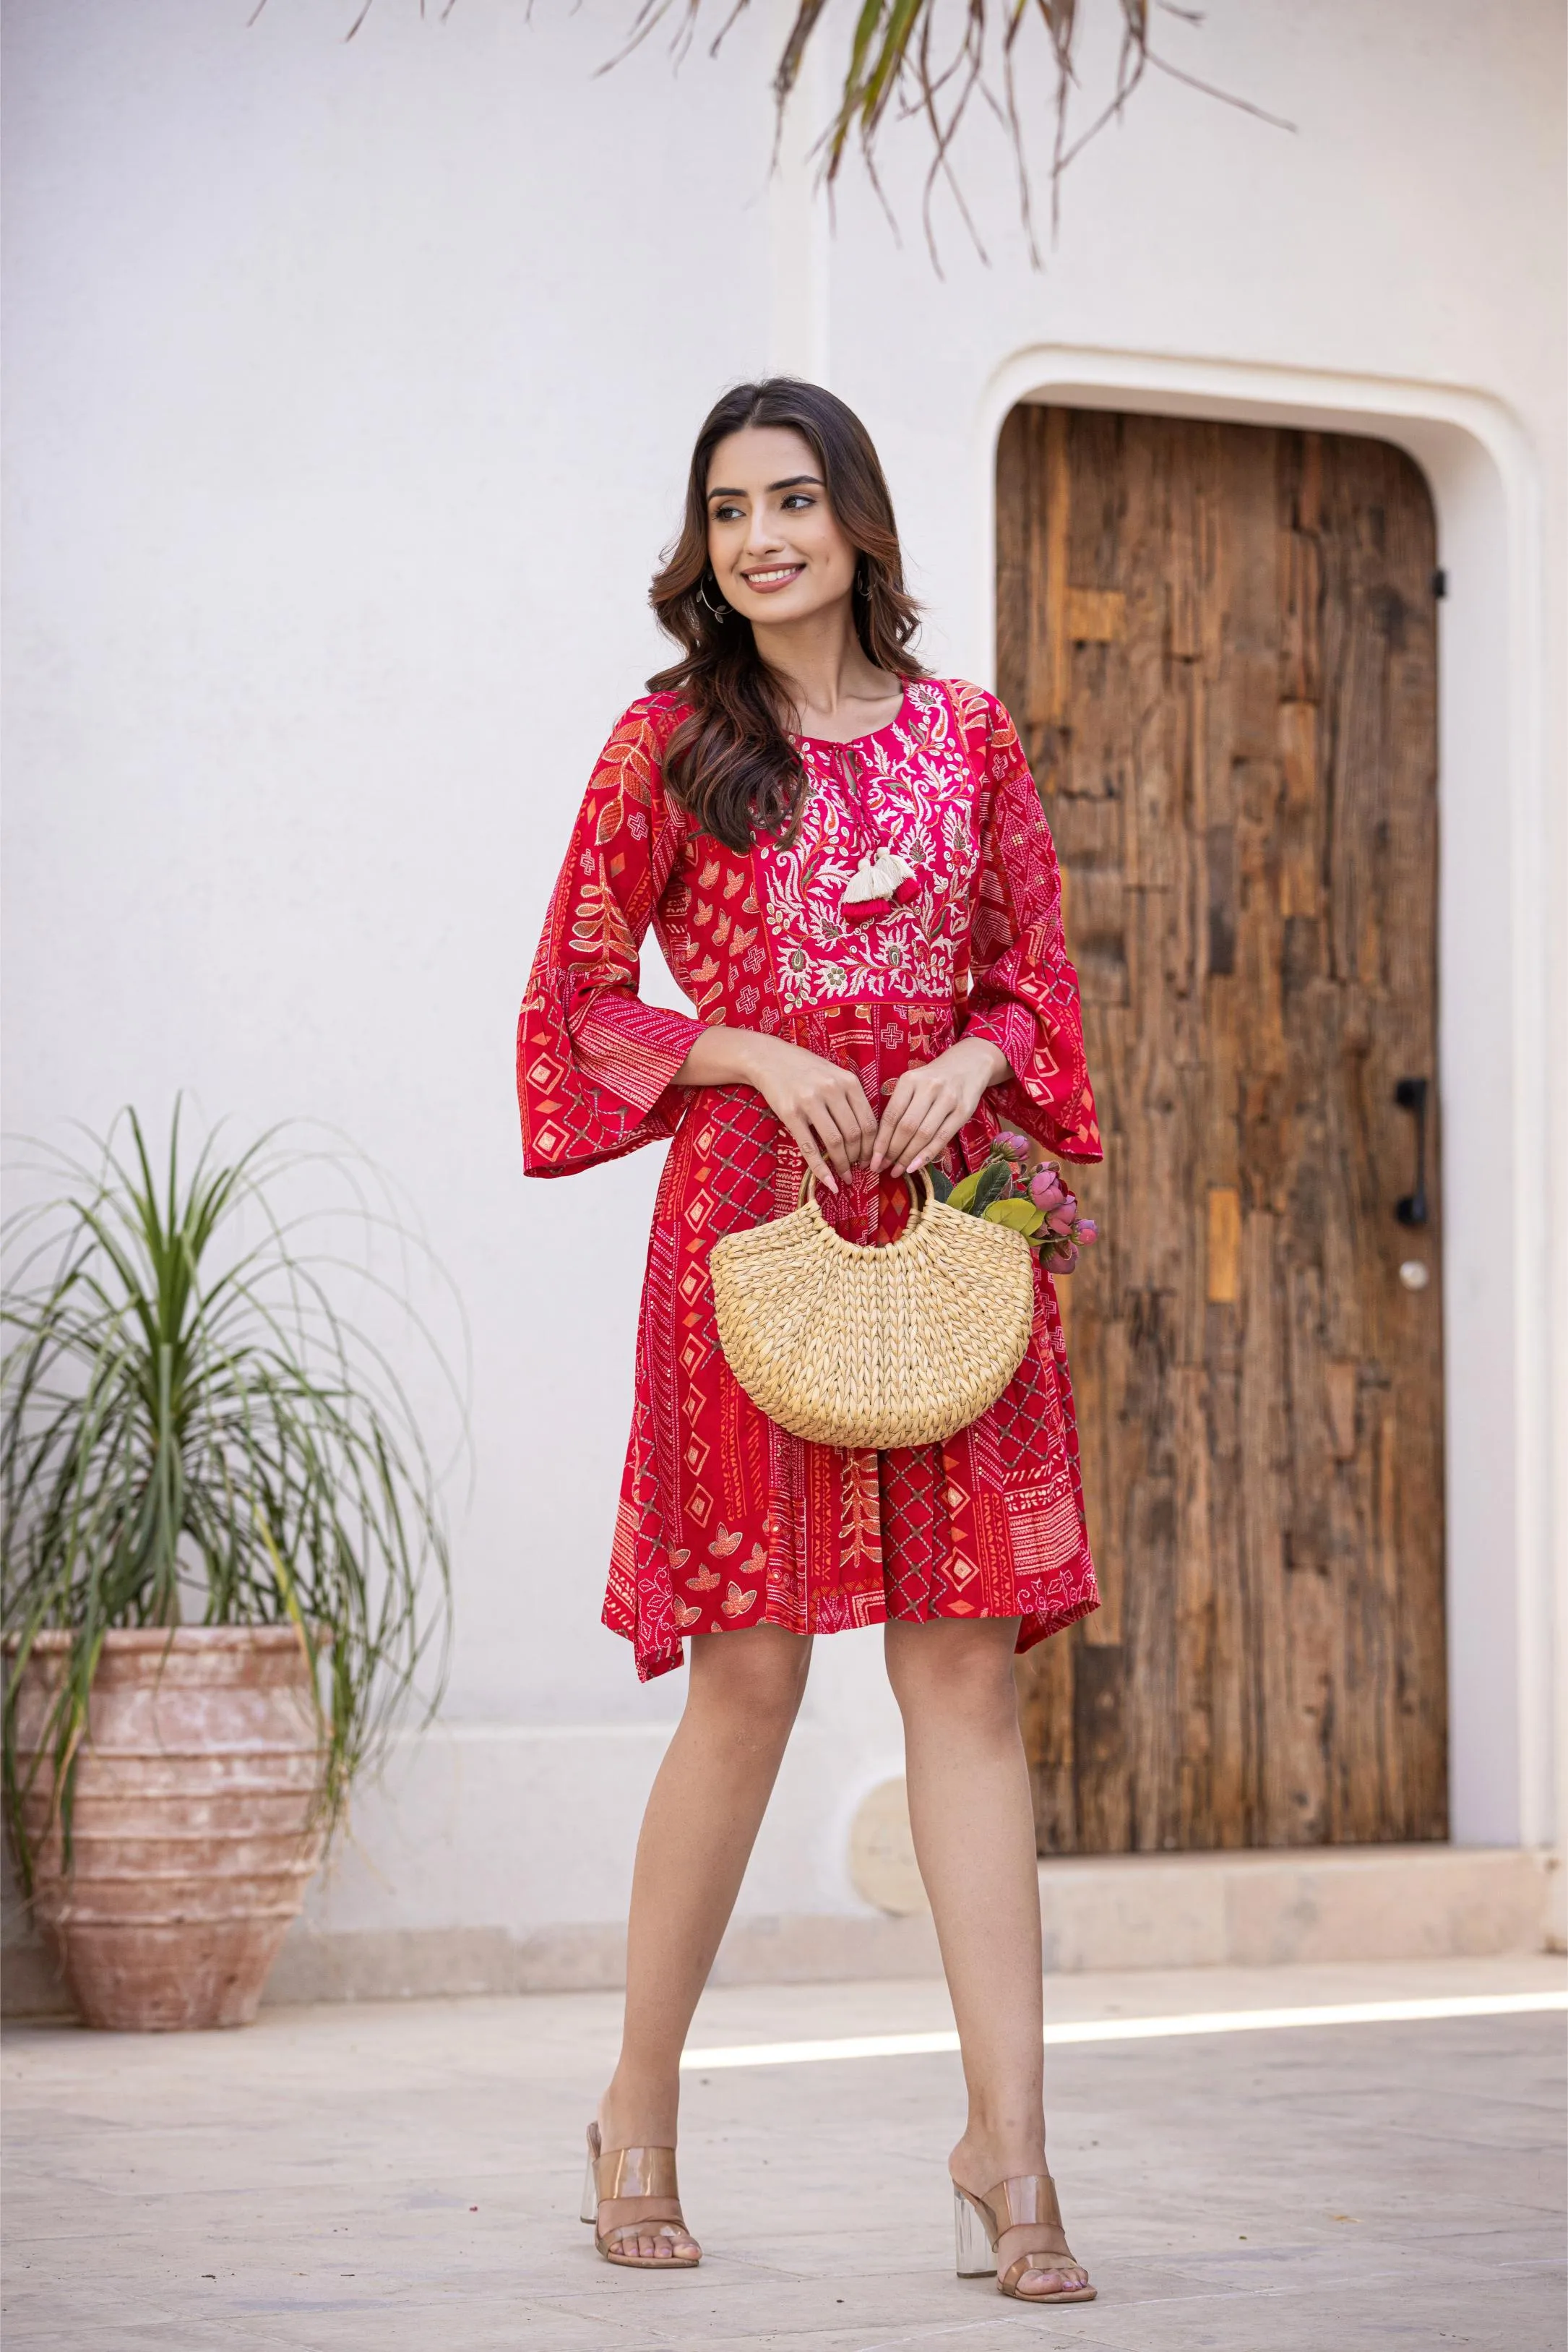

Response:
(7, 1626), (328, 2030)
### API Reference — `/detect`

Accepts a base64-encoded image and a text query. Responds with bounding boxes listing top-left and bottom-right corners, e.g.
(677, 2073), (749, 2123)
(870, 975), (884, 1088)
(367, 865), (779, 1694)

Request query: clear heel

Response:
(580, 2150), (598, 2226)
(953, 2186), (997, 2276)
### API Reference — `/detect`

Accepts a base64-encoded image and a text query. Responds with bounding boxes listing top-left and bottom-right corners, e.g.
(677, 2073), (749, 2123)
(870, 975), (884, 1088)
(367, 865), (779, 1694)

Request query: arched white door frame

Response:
(970, 348), (1554, 1853)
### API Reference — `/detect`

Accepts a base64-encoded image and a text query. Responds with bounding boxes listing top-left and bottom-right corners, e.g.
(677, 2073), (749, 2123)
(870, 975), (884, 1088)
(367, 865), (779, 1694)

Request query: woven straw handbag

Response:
(709, 1167), (1036, 1450)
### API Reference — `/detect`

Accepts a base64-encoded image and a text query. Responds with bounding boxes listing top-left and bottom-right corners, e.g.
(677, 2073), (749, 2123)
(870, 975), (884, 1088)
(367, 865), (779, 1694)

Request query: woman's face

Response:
(705, 425), (858, 627)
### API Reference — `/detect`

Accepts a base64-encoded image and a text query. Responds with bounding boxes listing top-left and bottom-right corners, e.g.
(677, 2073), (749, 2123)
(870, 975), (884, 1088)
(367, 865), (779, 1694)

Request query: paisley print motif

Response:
(517, 678), (1103, 1681)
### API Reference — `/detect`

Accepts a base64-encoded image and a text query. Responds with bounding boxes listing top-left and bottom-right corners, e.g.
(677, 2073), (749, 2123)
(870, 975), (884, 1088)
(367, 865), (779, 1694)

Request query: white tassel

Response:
(842, 849), (916, 906)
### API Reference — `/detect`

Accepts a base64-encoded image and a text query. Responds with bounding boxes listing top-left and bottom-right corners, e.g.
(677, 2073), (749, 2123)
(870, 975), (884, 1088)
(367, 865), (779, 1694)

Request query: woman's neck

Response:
(751, 598), (901, 738)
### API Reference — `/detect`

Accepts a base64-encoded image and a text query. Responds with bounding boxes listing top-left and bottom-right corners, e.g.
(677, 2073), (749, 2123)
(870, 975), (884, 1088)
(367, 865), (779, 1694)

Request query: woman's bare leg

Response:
(884, 1615), (1088, 2296)
(595, 1622), (812, 2258)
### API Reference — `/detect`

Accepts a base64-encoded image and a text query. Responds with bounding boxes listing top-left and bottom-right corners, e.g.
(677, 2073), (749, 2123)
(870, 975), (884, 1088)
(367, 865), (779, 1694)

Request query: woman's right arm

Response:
(517, 704), (710, 1178)
(671, 1026), (875, 1193)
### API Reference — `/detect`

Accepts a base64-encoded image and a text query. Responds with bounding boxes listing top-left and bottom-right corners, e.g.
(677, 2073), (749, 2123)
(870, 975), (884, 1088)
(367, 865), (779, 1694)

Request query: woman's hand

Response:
(672, 1027), (876, 1193)
(869, 1038), (1013, 1177)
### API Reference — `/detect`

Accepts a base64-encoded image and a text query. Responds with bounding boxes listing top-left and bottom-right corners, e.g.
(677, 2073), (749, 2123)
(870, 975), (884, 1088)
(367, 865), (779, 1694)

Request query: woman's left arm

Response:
(869, 691), (1101, 1177)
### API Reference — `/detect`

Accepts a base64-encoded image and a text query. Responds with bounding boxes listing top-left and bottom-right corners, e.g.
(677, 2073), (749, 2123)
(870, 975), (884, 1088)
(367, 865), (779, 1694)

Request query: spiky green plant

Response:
(1, 1105), (459, 1885)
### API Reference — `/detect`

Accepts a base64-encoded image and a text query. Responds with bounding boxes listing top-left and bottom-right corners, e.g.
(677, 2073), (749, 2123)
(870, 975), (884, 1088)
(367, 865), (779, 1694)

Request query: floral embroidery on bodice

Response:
(759, 679), (981, 1015)
(650, 679), (987, 1037)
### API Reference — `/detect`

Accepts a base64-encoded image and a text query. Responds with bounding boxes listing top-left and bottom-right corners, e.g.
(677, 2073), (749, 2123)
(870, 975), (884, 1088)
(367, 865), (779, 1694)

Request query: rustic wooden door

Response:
(999, 406), (1446, 1852)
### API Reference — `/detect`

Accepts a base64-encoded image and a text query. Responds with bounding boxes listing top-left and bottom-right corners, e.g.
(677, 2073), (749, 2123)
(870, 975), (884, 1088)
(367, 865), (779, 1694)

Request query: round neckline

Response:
(791, 681), (912, 751)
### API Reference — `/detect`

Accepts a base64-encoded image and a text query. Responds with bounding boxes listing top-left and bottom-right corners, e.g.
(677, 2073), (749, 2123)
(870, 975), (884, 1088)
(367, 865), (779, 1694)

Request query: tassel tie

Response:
(833, 741), (920, 924)
(841, 847), (920, 926)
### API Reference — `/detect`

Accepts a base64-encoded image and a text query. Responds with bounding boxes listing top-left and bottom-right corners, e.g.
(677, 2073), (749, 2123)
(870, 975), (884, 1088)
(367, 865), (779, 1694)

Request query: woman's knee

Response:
(688, 1624), (811, 1735)
(884, 1618), (1021, 1730)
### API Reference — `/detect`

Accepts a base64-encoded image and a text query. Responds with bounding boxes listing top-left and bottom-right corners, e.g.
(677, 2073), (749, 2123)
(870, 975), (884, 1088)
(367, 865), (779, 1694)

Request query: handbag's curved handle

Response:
(797, 1165), (934, 1222)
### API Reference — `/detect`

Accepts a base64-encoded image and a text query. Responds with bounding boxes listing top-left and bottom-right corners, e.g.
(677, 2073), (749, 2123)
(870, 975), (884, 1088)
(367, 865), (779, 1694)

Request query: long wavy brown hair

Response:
(647, 379), (926, 851)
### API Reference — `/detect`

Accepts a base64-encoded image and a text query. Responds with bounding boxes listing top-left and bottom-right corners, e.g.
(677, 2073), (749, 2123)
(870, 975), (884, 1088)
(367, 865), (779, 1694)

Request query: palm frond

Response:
(619, 0), (1293, 267)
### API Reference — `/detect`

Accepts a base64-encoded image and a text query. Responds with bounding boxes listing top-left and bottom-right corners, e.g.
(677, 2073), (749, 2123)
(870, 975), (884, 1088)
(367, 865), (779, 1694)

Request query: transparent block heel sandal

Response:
(580, 2121), (701, 2269)
(952, 2172), (1096, 2302)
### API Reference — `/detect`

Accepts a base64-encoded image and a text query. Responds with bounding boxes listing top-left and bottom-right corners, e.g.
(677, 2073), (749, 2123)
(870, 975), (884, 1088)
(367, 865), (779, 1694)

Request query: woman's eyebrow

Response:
(705, 475), (824, 500)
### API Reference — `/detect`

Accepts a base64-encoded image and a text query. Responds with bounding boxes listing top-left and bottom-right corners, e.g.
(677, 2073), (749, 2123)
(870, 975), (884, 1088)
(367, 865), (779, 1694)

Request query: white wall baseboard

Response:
(4, 1842), (1553, 2017)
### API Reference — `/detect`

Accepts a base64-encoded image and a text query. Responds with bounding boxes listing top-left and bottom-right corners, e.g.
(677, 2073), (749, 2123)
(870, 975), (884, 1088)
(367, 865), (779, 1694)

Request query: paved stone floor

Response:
(4, 1954), (1564, 2351)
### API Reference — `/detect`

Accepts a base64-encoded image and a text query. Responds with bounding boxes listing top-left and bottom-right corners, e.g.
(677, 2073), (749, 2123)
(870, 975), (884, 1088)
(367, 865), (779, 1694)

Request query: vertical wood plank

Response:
(1035, 408), (1072, 727)
(994, 407), (1031, 737)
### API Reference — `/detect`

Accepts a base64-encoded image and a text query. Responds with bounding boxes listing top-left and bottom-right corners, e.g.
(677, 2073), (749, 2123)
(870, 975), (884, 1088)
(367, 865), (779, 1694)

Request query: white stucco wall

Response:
(4, 0), (1563, 1961)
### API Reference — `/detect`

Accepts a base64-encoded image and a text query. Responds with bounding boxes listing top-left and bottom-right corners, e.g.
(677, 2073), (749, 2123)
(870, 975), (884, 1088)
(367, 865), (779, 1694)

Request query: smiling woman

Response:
(516, 379), (1101, 2302)
(647, 380), (925, 851)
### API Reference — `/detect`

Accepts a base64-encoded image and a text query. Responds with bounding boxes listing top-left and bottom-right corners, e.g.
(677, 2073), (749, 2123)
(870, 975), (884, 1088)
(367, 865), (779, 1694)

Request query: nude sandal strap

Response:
(600, 2219), (689, 2248)
(986, 2173), (1065, 2235)
(999, 2250), (1085, 2296)
(594, 2143), (680, 2199)
(1001, 2182), (1086, 2295)
(960, 2172), (1088, 2297)
(583, 2124), (699, 2267)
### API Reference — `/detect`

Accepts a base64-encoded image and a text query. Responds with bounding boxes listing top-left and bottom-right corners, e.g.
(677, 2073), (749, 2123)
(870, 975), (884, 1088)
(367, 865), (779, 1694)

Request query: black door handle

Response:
(1395, 1077), (1429, 1227)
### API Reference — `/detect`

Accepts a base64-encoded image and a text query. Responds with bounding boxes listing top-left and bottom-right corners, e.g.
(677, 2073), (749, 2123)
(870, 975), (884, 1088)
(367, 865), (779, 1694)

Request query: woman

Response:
(517, 379), (1102, 2304)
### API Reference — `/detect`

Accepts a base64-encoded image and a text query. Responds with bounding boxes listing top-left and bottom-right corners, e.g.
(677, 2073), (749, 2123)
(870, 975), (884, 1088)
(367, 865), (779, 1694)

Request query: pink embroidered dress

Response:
(517, 677), (1103, 1681)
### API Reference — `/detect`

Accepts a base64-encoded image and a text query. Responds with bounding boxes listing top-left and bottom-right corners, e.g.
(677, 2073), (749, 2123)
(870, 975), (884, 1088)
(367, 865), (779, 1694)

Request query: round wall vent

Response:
(848, 1776), (929, 1916)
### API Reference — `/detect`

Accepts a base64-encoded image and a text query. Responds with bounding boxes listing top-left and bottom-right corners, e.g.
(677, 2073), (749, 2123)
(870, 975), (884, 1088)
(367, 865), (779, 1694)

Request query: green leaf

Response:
(973, 1159), (1012, 1212)
(946, 1168), (983, 1212)
(858, 0), (922, 136)
(926, 1166), (953, 1203)
(982, 1198), (1043, 1235)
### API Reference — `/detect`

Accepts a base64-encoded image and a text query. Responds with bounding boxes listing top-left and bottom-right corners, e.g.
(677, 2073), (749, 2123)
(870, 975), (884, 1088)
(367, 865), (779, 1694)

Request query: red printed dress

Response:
(517, 677), (1103, 1681)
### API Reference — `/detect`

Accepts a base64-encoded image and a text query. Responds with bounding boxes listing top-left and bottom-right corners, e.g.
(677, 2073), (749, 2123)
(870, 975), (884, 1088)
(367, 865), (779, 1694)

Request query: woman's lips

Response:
(739, 565), (806, 593)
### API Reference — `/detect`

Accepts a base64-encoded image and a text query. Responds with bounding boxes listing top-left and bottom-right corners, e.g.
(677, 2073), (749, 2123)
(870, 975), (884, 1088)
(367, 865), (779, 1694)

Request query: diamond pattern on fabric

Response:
(879, 1446), (949, 1621)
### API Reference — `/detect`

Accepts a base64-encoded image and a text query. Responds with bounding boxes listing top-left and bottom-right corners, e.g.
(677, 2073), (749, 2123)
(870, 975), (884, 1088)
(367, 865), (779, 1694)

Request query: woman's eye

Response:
(782, 494), (814, 510)
(712, 503), (744, 523)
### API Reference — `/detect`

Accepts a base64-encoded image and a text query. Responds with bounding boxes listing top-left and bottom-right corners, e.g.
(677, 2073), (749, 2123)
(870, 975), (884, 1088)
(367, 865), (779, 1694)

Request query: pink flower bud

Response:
(1074, 1218), (1098, 1246)
(1029, 1166), (1066, 1212)
(1046, 1195), (1077, 1235)
(994, 1130), (1030, 1160)
(1048, 1241), (1079, 1275)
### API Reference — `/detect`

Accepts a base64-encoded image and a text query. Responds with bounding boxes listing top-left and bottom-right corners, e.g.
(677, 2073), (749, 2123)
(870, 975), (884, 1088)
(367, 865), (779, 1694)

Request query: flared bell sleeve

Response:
(957, 690), (1103, 1164)
(517, 700), (709, 1178)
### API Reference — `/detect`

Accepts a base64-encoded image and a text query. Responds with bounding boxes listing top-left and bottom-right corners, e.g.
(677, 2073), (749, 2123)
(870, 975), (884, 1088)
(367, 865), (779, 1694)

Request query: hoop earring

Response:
(698, 575), (729, 622)
(854, 565), (871, 601)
